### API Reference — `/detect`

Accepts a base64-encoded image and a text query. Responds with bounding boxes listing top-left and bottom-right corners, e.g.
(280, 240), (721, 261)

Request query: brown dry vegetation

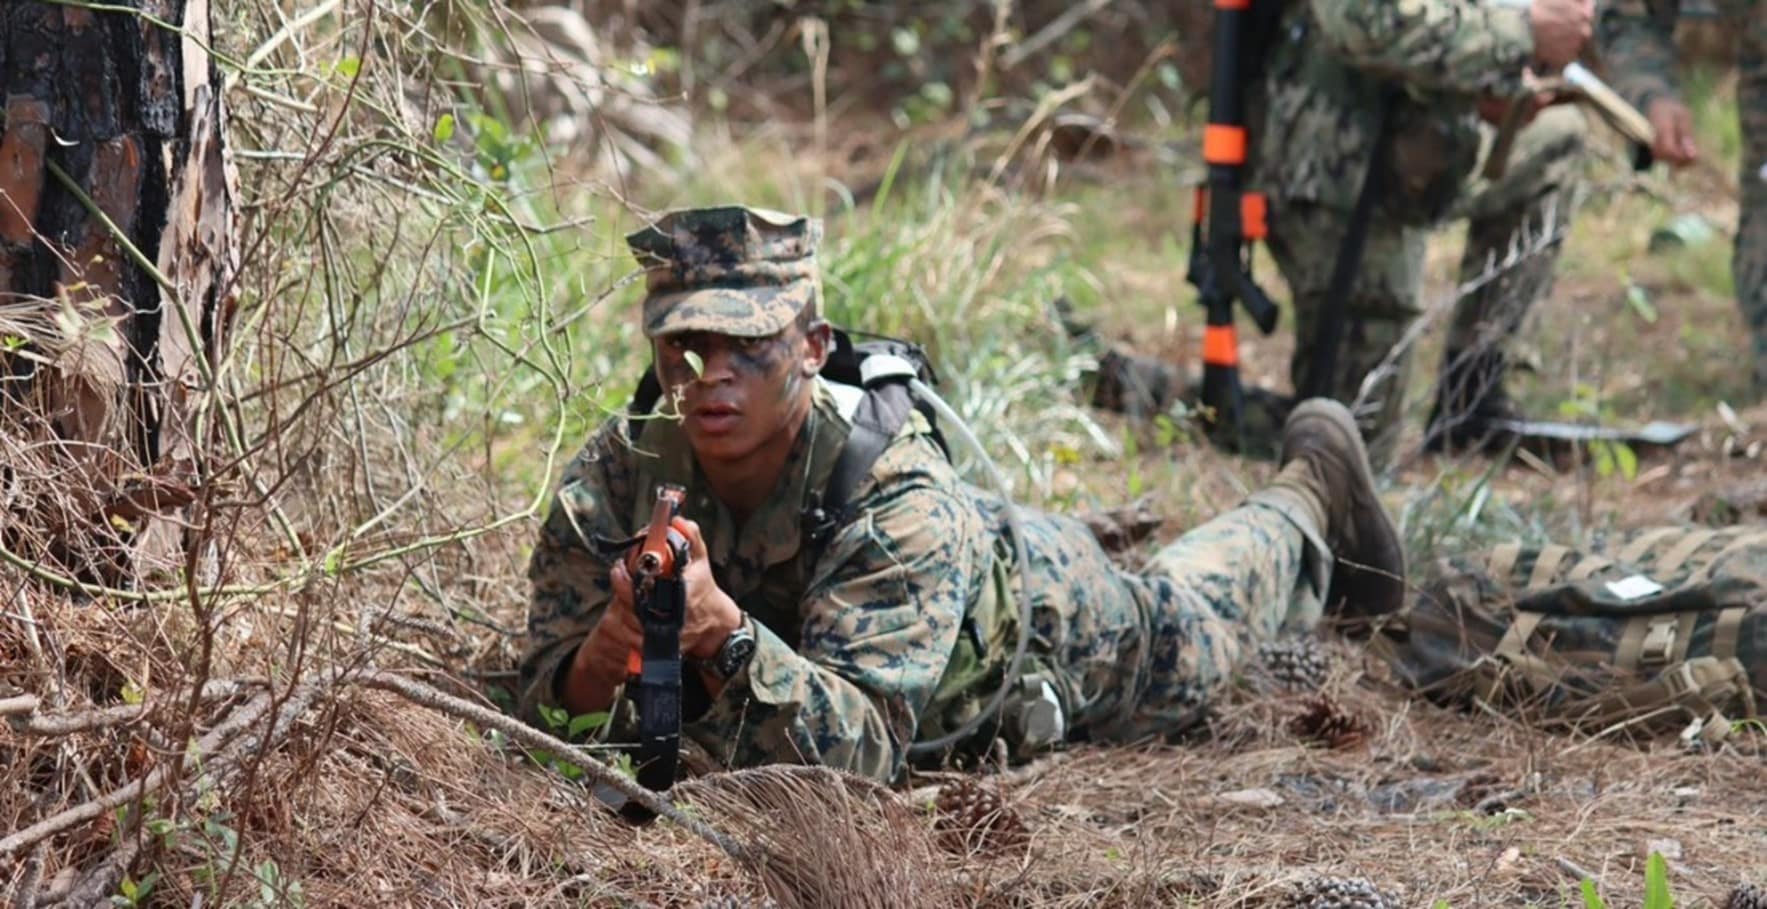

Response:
(5, 4), (1767, 909)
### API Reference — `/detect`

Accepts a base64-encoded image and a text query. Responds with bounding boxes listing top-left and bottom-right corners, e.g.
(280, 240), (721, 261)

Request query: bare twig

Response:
(7, 843), (46, 909)
(1001, 0), (1117, 68)
(353, 671), (752, 863)
(0, 694), (41, 717)
(0, 686), (279, 858)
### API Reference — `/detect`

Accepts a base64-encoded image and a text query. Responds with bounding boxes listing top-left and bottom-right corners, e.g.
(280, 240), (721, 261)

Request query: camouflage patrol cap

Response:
(626, 206), (823, 338)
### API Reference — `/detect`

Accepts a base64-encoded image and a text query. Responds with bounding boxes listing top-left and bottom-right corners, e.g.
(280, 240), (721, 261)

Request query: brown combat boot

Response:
(1266, 398), (1407, 623)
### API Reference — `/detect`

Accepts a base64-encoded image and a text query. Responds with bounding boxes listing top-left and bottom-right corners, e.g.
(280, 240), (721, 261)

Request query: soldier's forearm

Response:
(1307, 0), (1535, 96)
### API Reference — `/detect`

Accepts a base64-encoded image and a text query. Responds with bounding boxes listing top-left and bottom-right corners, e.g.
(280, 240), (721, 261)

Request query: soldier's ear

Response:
(802, 319), (832, 376)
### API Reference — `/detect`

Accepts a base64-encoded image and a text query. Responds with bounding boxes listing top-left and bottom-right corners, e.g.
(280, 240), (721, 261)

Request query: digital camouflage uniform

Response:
(1600, 0), (1767, 393)
(519, 207), (1335, 784)
(1250, 0), (1589, 465)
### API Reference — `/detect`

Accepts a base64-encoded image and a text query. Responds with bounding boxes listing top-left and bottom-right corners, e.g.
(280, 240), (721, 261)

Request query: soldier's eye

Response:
(735, 336), (764, 350)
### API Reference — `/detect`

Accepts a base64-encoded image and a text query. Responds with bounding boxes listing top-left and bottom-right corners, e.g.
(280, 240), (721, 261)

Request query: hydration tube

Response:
(901, 377), (1038, 757)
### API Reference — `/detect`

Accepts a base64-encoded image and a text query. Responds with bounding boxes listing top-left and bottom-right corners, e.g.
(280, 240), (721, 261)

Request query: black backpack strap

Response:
(802, 347), (927, 552)
(628, 366), (663, 440)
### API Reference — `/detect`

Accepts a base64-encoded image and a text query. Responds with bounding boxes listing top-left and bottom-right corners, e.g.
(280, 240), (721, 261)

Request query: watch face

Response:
(718, 633), (757, 678)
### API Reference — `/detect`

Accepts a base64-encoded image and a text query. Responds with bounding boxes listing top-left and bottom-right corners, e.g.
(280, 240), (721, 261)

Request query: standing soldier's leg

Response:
(1267, 201), (1427, 470)
(1426, 104), (1589, 452)
(1735, 17), (1767, 394)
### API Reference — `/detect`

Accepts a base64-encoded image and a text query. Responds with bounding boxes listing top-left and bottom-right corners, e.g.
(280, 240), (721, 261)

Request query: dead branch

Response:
(5, 679), (254, 737)
(60, 840), (140, 909)
(0, 695), (41, 717)
(7, 843), (46, 909)
(9, 704), (143, 737)
(353, 671), (752, 863)
(0, 687), (277, 858)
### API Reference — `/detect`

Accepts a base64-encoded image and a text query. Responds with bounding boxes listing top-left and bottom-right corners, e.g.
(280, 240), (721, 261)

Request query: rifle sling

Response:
(1302, 85), (1402, 401)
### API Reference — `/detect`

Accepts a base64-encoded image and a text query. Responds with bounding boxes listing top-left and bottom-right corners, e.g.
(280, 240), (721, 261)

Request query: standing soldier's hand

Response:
(1646, 97), (1700, 166)
(1529, 0), (1595, 69)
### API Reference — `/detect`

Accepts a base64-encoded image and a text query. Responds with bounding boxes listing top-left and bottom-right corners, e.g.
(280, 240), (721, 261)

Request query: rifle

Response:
(596, 484), (691, 823)
(1186, 0), (1282, 447)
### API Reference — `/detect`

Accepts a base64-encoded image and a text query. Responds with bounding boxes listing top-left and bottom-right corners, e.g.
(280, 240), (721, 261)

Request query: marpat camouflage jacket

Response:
(519, 378), (1012, 782)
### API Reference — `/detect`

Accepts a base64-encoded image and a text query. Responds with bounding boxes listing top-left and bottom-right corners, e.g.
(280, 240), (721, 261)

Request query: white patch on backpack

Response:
(1605, 574), (1664, 600)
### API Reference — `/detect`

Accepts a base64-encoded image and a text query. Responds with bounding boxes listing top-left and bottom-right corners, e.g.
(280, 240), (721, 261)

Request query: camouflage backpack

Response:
(1371, 525), (1765, 748)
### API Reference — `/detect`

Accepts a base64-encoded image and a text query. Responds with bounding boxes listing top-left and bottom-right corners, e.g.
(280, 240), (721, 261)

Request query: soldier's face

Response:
(654, 319), (830, 464)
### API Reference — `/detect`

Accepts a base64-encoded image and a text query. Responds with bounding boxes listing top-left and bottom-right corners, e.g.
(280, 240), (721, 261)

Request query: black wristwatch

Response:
(704, 615), (757, 681)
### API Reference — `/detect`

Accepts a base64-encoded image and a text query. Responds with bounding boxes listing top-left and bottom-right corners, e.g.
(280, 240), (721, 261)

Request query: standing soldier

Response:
(1243, 0), (1598, 465)
(1600, 0), (1767, 395)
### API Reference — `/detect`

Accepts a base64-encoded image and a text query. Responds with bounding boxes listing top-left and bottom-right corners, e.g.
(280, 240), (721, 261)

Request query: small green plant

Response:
(1644, 852), (1676, 909)
(251, 858), (305, 909)
(110, 873), (159, 907)
(1580, 877), (1608, 909)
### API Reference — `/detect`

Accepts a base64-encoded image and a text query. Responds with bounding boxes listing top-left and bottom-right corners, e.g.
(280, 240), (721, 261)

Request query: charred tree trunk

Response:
(1, 0), (237, 585)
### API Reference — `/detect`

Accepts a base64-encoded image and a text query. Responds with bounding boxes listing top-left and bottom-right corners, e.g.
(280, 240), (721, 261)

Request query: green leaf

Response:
(322, 545), (344, 578)
(567, 711), (610, 738)
(1432, 901), (1453, 909)
(1626, 282), (1659, 324)
(120, 681), (144, 706)
(683, 350), (704, 378)
(433, 113), (456, 143)
(1580, 878), (1608, 909)
(119, 878), (138, 900)
(1614, 441), (1638, 481)
(1643, 852), (1675, 909)
(335, 57), (361, 78)
(538, 704), (568, 731)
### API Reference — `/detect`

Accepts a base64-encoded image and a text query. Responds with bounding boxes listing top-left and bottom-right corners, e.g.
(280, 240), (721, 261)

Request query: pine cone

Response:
(933, 776), (1029, 857)
(1287, 695), (1371, 749)
(1728, 883), (1767, 909)
(1257, 637), (1332, 692)
(1283, 876), (1398, 909)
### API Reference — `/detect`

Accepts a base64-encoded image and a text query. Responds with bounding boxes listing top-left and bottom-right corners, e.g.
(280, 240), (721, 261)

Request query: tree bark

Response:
(0, 0), (237, 584)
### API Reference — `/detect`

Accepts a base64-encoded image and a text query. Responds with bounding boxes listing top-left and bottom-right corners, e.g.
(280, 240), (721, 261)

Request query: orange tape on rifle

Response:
(1202, 324), (1239, 367)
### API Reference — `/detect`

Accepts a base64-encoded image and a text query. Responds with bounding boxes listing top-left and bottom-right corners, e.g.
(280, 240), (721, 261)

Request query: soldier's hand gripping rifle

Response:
(1187, 0), (1281, 447)
(596, 484), (691, 823)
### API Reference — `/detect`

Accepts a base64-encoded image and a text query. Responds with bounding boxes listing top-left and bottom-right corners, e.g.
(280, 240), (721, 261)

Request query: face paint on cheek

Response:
(729, 335), (806, 408)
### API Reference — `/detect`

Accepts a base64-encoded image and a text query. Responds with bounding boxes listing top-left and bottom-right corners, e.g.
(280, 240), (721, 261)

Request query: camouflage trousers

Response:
(1001, 498), (1325, 745)
(1266, 104), (1589, 467)
(1737, 16), (1767, 392)
(1376, 524), (1767, 736)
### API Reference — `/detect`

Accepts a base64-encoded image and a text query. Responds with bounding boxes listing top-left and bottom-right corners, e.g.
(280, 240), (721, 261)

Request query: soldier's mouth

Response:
(689, 404), (742, 434)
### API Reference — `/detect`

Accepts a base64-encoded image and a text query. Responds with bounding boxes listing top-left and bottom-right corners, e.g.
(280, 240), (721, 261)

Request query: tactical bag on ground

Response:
(1371, 526), (1766, 747)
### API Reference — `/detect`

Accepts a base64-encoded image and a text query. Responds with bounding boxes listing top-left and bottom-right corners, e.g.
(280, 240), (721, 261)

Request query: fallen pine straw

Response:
(8, 628), (1763, 908)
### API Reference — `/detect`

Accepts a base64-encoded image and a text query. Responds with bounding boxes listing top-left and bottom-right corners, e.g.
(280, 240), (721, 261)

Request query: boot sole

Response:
(1284, 399), (1407, 621)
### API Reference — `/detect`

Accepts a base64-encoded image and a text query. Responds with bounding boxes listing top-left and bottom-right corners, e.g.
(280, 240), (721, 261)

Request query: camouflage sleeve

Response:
(1597, 0), (1682, 111)
(1306, 0), (1536, 95)
(683, 448), (985, 782)
(516, 420), (634, 726)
